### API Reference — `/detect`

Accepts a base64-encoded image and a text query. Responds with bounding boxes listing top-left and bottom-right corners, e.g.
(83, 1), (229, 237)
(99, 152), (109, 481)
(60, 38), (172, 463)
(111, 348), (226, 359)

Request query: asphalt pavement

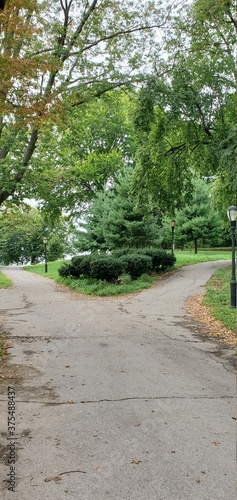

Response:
(0, 261), (236, 500)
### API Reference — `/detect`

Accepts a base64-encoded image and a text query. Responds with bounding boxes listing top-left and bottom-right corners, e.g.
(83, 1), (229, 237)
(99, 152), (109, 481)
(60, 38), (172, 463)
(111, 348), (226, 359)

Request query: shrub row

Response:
(113, 248), (176, 271)
(58, 248), (176, 282)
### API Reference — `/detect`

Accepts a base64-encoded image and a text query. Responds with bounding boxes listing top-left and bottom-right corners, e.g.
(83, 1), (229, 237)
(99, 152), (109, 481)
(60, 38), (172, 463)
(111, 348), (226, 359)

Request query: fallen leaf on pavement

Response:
(131, 458), (142, 464)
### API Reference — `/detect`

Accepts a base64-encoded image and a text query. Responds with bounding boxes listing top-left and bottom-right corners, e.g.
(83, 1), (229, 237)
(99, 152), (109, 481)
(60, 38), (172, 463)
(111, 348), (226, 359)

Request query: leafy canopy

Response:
(0, 0), (170, 208)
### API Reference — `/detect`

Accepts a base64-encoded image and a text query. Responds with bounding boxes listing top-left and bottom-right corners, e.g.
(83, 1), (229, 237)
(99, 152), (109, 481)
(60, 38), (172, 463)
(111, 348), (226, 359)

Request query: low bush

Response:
(141, 248), (176, 270)
(90, 256), (125, 281)
(58, 248), (176, 282)
(113, 247), (176, 271)
(71, 255), (93, 277)
(118, 253), (153, 280)
(58, 263), (72, 277)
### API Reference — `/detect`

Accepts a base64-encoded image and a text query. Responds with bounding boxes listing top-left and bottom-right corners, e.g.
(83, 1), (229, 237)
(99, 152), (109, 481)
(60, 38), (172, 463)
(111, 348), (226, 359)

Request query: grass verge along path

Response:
(203, 265), (236, 334)
(0, 272), (12, 288)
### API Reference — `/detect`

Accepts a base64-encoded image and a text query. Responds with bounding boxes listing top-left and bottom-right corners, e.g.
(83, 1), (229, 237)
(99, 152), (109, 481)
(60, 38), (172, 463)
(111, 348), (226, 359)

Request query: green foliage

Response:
(0, 205), (68, 264)
(73, 168), (162, 252)
(29, 92), (136, 216)
(59, 254), (124, 282)
(133, 0), (236, 212)
(139, 248), (176, 270)
(0, 206), (44, 264)
(173, 179), (225, 252)
(113, 247), (176, 271)
(90, 257), (124, 282)
(58, 247), (175, 282)
(118, 253), (153, 280)
(0, 0), (166, 210)
(47, 235), (66, 262)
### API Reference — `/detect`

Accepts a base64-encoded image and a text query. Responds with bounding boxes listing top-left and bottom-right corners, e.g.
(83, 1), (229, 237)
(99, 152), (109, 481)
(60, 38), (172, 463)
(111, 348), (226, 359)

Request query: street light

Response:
(171, 219), (175, 256)
(227, 206), (237, 308)
(43, 237), (48, 273)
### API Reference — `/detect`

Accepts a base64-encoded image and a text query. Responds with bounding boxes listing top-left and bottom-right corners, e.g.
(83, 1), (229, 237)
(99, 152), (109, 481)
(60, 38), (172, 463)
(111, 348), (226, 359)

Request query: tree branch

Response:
(65, 0), (99, 59)
(71, 81), (131, 107)
(22, 129), (38, 165)
(225, 2), (237, 32)
(69, 22), (167, 56)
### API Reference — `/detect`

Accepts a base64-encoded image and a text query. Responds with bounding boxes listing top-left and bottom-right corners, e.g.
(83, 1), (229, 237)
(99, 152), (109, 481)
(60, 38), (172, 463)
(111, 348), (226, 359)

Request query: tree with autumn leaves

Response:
(0, 0), (169, 209)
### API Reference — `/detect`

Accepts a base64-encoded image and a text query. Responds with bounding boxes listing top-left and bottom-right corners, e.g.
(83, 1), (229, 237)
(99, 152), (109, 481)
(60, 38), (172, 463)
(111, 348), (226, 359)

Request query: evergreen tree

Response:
(173, 179), (224, 253)
(74, 169), (161, 252)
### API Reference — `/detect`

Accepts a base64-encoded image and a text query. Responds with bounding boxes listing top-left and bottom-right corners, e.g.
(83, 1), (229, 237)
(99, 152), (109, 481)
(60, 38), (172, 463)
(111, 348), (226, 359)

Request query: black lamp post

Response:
(227, 206), (236, 308)
(43, 237), (48, 273)
(171, 219), (175, 255)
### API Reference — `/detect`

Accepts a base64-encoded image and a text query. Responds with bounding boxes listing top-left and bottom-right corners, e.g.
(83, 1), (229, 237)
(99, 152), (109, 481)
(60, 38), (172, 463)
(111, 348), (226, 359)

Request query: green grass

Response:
(0, 272), (12, 288)
(23, 249), (232, 297)
(174, 249), (231, 268)
(203, 266), (236, 334)
(57, 273), (160, 296)
(23, 260), (65, 279)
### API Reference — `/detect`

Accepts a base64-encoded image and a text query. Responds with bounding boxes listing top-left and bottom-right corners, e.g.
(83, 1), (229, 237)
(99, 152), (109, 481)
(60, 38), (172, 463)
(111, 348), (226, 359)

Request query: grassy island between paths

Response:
(23, 249), (235, 336)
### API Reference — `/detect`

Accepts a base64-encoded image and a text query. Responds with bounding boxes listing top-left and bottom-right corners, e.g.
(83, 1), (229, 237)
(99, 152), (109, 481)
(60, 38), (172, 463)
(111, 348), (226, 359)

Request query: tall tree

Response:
(0, 0), (170, 208)
(28, 91), (136, 217)
(133, 0), (237, 212)
(172, 179), (224, 253)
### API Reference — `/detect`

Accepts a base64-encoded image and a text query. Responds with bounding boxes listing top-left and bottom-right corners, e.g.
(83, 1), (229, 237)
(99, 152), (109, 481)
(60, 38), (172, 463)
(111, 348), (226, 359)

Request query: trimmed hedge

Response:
(140, 248), (176, 270)
(58, 248), (176, 282)
(58, 255), (95, 278)
(118, 253), (152, 280)
(90, 257), (124, 281)
(113, 247), (176, 271)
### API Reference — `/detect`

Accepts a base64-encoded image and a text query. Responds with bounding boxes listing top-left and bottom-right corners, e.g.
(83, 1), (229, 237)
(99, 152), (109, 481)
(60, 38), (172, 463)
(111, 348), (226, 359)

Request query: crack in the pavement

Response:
(0, 395), (234, 405)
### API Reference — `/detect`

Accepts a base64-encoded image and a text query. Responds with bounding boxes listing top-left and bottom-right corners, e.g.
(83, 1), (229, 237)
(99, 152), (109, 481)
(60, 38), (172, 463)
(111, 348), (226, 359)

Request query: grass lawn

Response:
(173, 249), (231, 266)
(0, 272), (12, 288)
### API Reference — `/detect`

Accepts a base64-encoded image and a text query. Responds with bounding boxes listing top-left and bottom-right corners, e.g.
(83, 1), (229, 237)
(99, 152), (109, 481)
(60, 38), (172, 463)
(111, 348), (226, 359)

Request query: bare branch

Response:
(225, 2), (237, 31)
(69, 22), (167, 57)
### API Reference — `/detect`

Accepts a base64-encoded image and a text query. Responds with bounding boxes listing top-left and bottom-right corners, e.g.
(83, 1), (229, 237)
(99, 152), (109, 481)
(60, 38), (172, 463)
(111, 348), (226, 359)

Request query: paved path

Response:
(0, 262), (236, 500)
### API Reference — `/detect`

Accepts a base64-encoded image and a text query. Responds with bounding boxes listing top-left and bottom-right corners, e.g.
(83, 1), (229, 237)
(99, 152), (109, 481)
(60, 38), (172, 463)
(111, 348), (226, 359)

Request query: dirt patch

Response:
(0, 345), (59, 401)
(187, 294), (236, 347)
(0, 359), (40, 387)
